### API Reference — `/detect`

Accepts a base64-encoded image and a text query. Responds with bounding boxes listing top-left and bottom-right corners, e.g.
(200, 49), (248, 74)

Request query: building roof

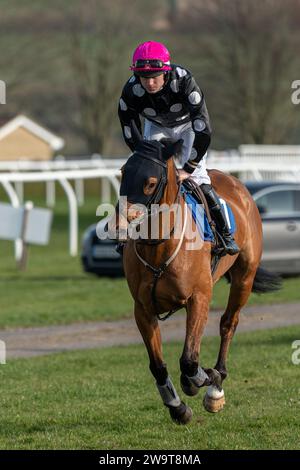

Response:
(0, 114), (64, 151)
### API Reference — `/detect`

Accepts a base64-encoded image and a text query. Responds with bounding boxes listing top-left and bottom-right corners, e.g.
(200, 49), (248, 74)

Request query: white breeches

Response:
(143, 119), (211, 185)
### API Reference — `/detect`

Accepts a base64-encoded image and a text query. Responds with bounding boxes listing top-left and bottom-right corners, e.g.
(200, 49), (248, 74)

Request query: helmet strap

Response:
(163, 71), (170, 85)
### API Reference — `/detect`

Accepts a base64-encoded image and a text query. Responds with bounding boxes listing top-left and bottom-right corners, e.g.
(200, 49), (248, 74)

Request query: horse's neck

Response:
(145, 158), (184, 250)
(161, 158), (178, 206)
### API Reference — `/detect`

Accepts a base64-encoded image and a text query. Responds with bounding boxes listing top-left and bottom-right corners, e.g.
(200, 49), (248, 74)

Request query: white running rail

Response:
(0, 155), (127, 206)
(0, 168), (120, 257)
(1, 146), (300, 259)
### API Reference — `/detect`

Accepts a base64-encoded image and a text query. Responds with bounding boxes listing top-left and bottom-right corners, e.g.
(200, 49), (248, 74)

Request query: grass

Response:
(0, 326), (299, 450)
(211, 276), (300, 309)
(0, 187), (300, 328)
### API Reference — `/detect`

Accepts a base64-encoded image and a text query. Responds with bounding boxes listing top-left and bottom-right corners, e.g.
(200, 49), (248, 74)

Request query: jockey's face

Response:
(140, 74), (165, 94)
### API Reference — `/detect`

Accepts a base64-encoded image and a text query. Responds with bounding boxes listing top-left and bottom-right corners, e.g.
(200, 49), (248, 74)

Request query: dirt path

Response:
(1, 302), (299, 359)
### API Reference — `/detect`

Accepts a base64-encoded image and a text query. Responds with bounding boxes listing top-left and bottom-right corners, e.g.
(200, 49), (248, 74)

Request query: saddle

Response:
(181, 179), (228, 274)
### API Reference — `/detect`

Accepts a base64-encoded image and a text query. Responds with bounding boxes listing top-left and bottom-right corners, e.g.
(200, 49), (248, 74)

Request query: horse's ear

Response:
(162, 139), (183, 160)
(130, 120), (142, 145)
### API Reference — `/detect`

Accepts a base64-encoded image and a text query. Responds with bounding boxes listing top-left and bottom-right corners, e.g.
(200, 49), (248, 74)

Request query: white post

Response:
(92, 155), (112, 203)
(107, 176), (121, 201)
(0, 340), (6, 365)
(101, 177), (111, 203)
(75, 178), (84, 206)
(17, 200), (34, 271)
(252, 169), (263, 181)
(46, 181), (56, 207)
(14, 181), (24, 203)
(44, 162), (56, 207)
(58, 178), (78, 256)
(0, 180), (22, 260)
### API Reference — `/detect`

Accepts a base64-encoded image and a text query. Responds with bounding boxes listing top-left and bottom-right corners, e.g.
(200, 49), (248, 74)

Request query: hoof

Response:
(180, 373), (200, 397)
(204, 368), (222, 390)
(203, 386), (225, 413)
(169, 402), (193, 425)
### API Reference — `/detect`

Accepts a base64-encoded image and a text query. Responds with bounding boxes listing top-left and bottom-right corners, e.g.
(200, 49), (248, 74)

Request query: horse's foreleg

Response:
(134, 301), (192, 425)
(180, 294), (215, 397)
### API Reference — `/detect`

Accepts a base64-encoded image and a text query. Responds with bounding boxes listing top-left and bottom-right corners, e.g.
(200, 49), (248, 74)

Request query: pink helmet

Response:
(130, 41), (172, 77)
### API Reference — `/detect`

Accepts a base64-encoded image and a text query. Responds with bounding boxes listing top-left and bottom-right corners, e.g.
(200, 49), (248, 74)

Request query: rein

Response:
(131, 153), (187, 320)
(124, 152), (192, 320)
(135, 152), (168, 209)
(135, 181), (181, 246)
(134, 192), (188, 321)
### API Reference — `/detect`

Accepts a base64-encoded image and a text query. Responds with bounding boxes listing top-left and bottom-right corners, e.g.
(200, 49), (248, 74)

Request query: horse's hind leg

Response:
(204, 259), (257, 413)
(134, 301), (192, 425)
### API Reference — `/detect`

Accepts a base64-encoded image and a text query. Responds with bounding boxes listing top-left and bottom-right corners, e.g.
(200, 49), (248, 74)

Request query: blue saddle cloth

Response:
(180, 186), (236, 242)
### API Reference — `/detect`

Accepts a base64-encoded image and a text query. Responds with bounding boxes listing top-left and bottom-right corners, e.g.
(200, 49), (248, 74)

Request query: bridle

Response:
(126, 153), (188, 321)
(130, 152), (181, 245)
(133, 152), (168, 208)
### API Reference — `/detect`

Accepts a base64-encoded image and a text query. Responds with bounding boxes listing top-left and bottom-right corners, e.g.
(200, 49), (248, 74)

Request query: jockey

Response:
(118, 40), (239, 255)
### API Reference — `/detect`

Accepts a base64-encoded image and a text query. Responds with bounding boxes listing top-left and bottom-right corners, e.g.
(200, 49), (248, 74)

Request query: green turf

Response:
(0, 326), (299, 450)
(211, 276), (300, 309)
(0, 189), (299, 328)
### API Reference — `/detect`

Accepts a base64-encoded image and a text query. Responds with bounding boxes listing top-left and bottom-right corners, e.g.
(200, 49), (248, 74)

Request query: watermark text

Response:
(292, 340), (300, 365)
(0, 80), (6, 104)
(291, 80), (300, 105)
(95, 197), (209, 251)
(0, 340), (6, 364)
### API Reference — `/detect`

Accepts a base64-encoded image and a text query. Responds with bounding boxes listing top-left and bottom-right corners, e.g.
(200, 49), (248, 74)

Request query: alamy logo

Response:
(0, 80), (6, 104)
(292, 340), (300, 365)
(291, 80), (300, 105)
(0, 340), (6, 364)
(95, 197), (206, 251)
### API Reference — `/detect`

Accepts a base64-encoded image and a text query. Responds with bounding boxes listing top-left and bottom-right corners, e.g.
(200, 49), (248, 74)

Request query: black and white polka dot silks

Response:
(118, 64), (211, 173)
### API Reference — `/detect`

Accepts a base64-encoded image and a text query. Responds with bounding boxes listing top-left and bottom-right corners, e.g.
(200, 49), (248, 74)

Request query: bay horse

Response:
(117, 124), (281, 425)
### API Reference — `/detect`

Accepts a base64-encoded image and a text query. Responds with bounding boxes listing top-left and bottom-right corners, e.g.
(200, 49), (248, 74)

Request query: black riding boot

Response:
(200, 184), (240, 255)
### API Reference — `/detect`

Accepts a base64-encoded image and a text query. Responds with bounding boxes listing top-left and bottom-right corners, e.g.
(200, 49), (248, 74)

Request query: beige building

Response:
(0, 115), (65, 161)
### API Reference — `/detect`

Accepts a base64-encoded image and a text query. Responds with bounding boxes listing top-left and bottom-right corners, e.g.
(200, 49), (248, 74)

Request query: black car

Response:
(81, 219), (124, 277)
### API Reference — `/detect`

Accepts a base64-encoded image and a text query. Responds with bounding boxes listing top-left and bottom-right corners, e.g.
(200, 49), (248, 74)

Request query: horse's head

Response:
(120, 121), (183, 222)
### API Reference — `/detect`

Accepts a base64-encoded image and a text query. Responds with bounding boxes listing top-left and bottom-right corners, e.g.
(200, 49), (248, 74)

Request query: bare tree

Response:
(69, 0), (161, 154)
(174, 0), (300, 146)
(0, 10), (75, 134)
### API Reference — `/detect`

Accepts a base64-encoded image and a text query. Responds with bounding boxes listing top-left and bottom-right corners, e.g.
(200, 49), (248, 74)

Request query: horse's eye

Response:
(144, 178), (158, 195)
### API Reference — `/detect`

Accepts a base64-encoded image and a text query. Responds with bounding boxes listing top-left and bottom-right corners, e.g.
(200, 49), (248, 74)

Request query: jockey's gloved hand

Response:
(177, 169), (191, 183)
